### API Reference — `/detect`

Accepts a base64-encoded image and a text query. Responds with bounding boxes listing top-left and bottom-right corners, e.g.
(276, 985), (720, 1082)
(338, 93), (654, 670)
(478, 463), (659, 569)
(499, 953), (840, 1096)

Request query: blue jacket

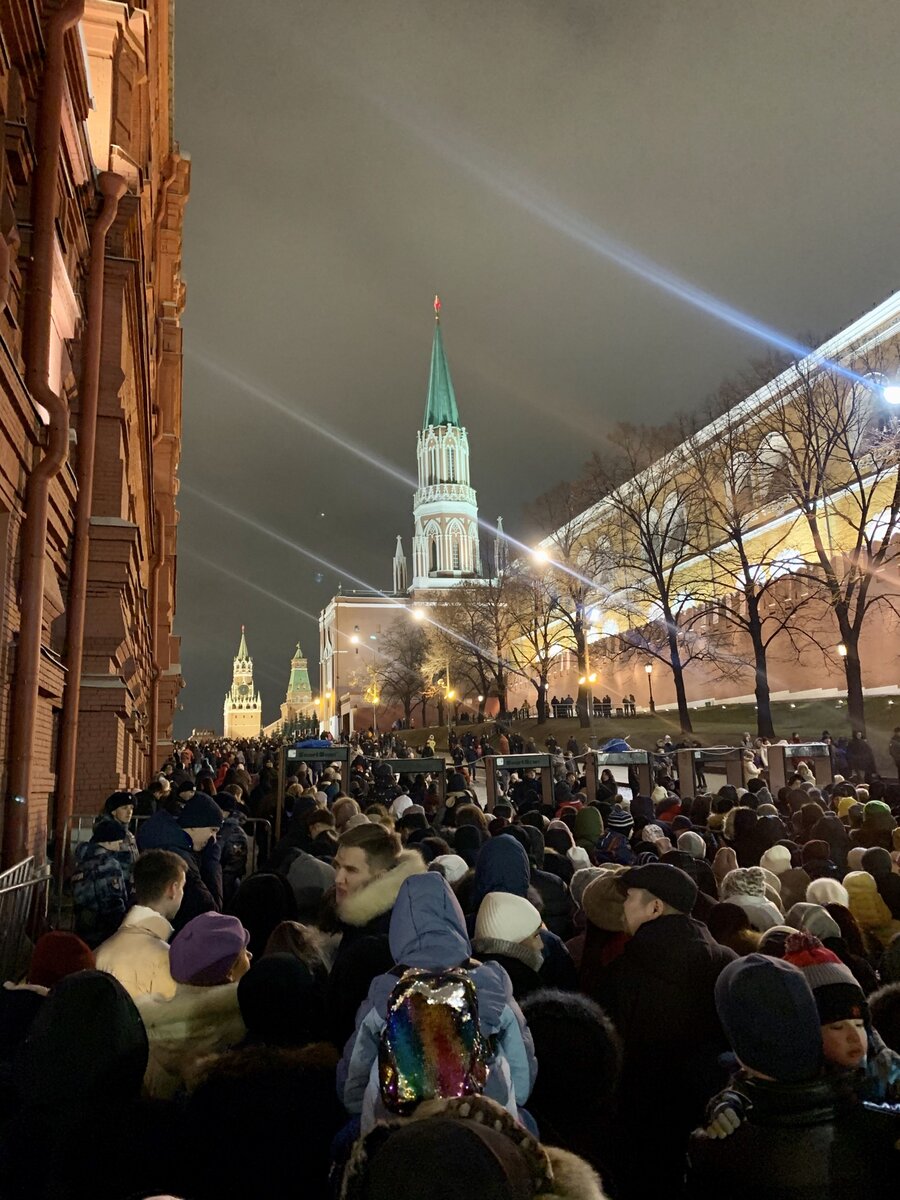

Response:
(338, 872), (536, 1131)
(72, 843), (129, 942)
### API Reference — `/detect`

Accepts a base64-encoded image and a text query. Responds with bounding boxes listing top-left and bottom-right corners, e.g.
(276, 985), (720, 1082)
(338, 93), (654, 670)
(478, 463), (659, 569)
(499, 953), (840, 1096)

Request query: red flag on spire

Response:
(434, 294), (441, 318)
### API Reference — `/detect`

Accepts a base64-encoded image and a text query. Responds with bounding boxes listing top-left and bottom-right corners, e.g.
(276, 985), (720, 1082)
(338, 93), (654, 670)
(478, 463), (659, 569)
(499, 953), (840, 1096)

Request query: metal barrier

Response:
(0, 858), (51, 982)
(242, 818), (272, 876)
(486, 753), (554, 813)
(767, 743), (833, 791)
(676, 747), (745, 794)
(585, 749), (652, 801)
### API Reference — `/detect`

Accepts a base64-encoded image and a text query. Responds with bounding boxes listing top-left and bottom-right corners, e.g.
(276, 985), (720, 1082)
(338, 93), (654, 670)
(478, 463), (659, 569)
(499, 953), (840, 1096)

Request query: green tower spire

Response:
(237, 625), (249, 659)
(423, 295), (460, 429)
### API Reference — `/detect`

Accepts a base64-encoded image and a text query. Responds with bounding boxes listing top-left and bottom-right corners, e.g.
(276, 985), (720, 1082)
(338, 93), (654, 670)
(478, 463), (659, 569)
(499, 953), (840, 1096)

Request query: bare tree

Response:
(758, 342), (900, 733)
(505, 565), (559, 723)
(583, 423), (721, 734)
(375, 619), (430, 728)
(529, 481), (615, 729)
(681, 392), (826, 737)
(428, 577), (520, 717)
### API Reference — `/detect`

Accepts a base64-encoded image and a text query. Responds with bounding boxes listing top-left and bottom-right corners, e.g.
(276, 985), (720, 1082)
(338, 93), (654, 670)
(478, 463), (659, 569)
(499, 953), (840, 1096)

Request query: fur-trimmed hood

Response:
(337, 849), (427, 929)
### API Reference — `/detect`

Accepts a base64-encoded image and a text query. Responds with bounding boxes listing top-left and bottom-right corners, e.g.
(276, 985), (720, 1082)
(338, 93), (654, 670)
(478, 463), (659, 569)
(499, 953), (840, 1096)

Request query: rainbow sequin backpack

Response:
(378, 967), (489, 1114)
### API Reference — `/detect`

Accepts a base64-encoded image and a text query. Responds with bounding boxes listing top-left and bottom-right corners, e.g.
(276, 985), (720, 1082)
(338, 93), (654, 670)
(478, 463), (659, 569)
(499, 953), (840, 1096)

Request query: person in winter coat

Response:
(664, 833), (718, 899)
(467, 834), (577, 991)
(592, 863), (736, 1199)
(137, 793), (224, 931)
(341, 1094), (610, 1200)
(861, 846), (900, 918)
(846, 731), (878, 783)
(759, 844), (810, 911)
(323, 824), (428, 1047)
(72, 819), (132, 947)
(718, 867), (785, 931)
(94, 849), (186, 999)
(689, 954), (900, 1200)
(473, 892), (545, 999)
(216, 789), (250, 905)
(338, 872), (536, 1133)
(842, 869), (900, 951)
(137, 911), (250, 1099)
(93, 790), (139, 877)
(785, 902), (878, 995)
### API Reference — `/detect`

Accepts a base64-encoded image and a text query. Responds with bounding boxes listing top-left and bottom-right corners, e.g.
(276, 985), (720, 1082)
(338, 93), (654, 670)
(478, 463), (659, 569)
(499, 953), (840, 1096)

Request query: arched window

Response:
(755, 433), (792, 504)
(429, 538), (438, 572)
(447, 445), (456, 482)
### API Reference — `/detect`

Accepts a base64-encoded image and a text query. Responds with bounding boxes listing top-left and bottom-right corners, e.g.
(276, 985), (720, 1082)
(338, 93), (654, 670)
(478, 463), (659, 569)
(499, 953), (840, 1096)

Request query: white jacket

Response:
(95, 905), (176, 1000)
(136, 981), (245, 1099)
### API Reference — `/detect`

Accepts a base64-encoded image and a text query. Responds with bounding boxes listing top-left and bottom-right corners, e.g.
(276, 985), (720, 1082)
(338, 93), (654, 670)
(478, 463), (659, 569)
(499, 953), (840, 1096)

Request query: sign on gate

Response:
(494, 754), (547, 770)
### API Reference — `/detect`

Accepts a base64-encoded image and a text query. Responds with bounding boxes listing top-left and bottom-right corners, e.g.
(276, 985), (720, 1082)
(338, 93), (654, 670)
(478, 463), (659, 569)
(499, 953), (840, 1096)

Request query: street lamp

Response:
(411, 607), (426, 621)
(837, 643), (848, 658)
(532, 547), (549, 565)
(645, 663), (656, 714)
(350, 634), (359, 644)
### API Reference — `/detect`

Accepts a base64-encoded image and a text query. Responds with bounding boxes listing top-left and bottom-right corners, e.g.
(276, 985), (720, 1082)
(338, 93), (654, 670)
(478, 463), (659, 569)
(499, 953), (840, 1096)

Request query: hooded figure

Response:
(0, 972), (179, 1200)
(843, 870), (900, 950)
(861, 847), (900, 919)
(338, 872), (536, 1133)
(719, 868), (785, 931)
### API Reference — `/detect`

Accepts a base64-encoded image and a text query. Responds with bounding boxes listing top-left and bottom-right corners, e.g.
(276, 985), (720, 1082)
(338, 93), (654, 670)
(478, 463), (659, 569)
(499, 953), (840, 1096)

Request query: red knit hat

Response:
(783, 931), (842, 973)
(27, 931), (95, 989)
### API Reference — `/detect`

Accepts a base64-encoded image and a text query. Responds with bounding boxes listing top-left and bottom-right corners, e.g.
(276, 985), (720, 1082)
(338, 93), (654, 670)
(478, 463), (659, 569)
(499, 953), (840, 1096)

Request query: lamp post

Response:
(645, 663), (656, 714)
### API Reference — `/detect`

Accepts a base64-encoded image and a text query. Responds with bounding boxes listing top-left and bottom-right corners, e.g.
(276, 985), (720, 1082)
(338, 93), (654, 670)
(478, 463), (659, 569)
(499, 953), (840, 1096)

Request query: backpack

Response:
(378, 967), (488, 1114)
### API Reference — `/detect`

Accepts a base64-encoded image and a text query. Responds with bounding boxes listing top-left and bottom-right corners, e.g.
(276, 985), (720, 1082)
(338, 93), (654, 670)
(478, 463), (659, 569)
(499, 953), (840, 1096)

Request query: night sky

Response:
(173, 0), (900, 734)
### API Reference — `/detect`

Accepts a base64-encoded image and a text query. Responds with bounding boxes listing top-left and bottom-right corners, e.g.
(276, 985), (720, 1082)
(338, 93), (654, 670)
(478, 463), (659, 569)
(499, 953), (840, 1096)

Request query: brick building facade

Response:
(0, 1), (188, 868)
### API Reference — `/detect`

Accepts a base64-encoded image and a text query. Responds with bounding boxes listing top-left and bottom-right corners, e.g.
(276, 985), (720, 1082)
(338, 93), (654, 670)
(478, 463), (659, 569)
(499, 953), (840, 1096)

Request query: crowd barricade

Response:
(242, 818), (272, 876)
(0, 857), (51, 982)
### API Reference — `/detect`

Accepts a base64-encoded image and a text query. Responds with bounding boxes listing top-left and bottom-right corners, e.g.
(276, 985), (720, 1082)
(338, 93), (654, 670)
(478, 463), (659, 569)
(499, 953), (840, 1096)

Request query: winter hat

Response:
(103, 790), (134, 815)
(800, 840), (831, 867)
(757, 803), (779, 817)
(721, 866), (767, 900)
(169, 912), (250, 986)
(545, 820), (575, 855)
(837, 795), (859, 820)
(177, 794), (224, 829)
(617, 862), (697, 913)
(570, 866), (605, 910)
(343, 813), (371, 830)
(28, 932), (95, 989)
(606, 805), (634, 833)
(759, 845), (792, 876)
(714, 955), (823, 1083)
(236, 953), (323, 1047)
(432, 854), (469, 884)
(806, 878), (850, 908)
(758, 925), (797, 957)
(582, 871), (628, 932)
(861, 847), (894, 879)
(846, 846), (868, 872)
(92, 818), (126, 843)
(784, 902), (842, 942)
(390, 795), (413, 818)
(641, 824), (666, 844)
(567, 846), (591, 870)
(474, 893), (542, 944)
(783, 932), (868, 1025)
(650, 787), (668, 803)
(677, 831), (706, 860)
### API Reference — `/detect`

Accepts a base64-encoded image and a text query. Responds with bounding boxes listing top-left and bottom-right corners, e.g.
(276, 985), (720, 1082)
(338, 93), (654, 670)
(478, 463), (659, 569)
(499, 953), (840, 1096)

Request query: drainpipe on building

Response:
(148, 501), (166, 780)
(3, 0), (85, 871)
(54, 172), (127, 870)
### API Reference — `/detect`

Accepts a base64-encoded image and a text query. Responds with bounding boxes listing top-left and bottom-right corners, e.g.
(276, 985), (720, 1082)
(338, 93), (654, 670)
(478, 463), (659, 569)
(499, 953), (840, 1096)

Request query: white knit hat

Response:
(432, 854), (469, 884)
(677, 831), (706, 860)
(806, 878), (850, 908)
(567, 846), (591, 870)
(390, 795), (413, 818)
(651, 786), (668, 803)
(759, 845), (792, 876)
(475, 892), (542, 943)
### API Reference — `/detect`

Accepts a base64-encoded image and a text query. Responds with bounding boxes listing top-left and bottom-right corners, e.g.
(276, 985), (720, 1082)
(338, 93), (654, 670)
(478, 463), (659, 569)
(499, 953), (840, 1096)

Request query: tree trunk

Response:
(436, 698), (445, 727)
(666, 620), (693, 733)
(843, 634), (866, 735)
(536, 680), (548, 725)
(747, 602), (775, 738)
(575, 621), (592, 729)
(403, 698), (412, 726)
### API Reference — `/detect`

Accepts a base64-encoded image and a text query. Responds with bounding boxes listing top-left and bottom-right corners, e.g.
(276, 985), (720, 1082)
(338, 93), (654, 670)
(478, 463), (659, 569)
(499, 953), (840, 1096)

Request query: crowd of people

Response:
(3, 731), (900, 1199)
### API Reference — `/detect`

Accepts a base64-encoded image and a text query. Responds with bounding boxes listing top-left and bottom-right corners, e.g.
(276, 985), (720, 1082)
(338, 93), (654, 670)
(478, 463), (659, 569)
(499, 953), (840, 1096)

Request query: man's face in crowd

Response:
(186, 825), (217, 852)
(334, 846), (379, 904)
(111, 803), (133, 825)
(821, 1018), (867, 1069)
(622, 887), (664, 936)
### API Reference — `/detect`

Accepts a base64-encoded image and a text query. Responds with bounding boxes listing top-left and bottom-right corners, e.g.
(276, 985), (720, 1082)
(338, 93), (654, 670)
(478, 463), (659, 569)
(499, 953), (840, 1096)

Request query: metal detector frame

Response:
(276, 744), (352, 839)
(767, 743), (833, 791)
(486, 753), (554, 813)
(375, 757), (447, 805)
(585, 749), (653, 801)
(676, 746), (745, 795)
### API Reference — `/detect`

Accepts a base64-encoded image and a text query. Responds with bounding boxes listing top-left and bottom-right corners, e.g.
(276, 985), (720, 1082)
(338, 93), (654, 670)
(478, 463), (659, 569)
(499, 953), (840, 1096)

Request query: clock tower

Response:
(223, 626), (262, 738)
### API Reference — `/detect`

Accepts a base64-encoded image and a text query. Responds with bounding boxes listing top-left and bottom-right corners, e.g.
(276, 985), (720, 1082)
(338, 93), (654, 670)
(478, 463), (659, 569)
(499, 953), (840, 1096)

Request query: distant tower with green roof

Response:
(408, 296), (482, 588)
(280, 641), (313, 728)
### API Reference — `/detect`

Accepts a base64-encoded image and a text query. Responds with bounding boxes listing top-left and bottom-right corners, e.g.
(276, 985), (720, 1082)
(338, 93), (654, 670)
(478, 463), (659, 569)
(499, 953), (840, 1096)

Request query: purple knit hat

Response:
(169, 912), (249, 985)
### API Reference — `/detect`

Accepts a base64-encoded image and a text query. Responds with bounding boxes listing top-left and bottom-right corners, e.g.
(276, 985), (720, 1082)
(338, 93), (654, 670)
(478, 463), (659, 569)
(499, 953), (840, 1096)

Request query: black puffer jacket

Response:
(687, 1070), (900, 1200)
